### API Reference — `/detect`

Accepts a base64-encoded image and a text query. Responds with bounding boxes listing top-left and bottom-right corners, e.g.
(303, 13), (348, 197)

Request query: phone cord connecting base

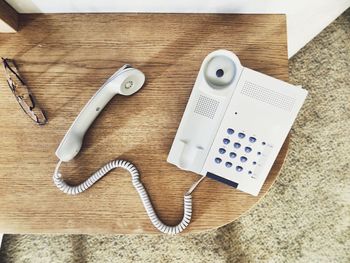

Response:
(53, 159), (205, 235)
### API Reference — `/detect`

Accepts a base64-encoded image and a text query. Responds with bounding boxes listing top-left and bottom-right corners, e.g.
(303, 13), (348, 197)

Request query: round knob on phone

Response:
(204, 55), (236, 88)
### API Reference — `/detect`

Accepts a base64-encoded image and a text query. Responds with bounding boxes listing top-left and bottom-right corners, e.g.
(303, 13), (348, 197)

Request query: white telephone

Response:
(168, 50), (308, 196)
(53, 50), (307, 234)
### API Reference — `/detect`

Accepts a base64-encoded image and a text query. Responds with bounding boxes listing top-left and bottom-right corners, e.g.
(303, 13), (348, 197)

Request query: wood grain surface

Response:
(0, 14), (288, 234)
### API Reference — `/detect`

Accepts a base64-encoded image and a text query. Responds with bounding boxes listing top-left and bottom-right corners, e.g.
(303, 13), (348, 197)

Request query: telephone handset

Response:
(168, 50), (308, 196)
(55, 64), (145, 162)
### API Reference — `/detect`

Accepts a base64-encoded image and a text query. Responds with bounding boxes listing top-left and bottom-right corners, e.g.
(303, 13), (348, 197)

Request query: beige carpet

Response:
(1, 9), (349, 263)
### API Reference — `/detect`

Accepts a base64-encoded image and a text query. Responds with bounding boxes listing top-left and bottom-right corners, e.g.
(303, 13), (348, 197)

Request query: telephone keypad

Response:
(213, 128), (269, 178)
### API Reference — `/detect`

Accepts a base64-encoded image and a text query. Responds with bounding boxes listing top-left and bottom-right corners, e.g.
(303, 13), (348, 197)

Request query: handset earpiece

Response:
(55, 64), (145, 162)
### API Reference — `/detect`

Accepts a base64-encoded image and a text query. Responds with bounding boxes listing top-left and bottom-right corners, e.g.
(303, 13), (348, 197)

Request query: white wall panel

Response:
(5, 0), (350, 57)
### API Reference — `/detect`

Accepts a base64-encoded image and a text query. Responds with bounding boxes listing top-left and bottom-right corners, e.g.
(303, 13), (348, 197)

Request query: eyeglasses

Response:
(2, 58), (47, 125)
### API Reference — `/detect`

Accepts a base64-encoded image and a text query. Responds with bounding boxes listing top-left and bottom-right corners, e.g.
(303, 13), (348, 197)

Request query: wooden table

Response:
(0, 14), (288, 234)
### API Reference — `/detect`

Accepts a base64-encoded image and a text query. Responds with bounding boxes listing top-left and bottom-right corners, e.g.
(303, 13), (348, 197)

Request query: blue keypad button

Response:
(215, 158), (222, 164)
(219, 148), (226, 154)
(249, 137), (256, 143)
(238, 132), (245, 138)
(245, 147), (252, 153)
(225, 162), (233, 168)
(236, 166), (243, 172)
(223, 138), (230, 145)
(227, 128), (234, 135)
(234, 142), (241, 149)
(229, 152), (237, 158)
(240, 156), (247, 162)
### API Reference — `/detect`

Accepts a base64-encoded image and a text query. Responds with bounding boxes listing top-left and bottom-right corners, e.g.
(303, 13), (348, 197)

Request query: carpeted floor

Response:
(0, 9), (349, 263)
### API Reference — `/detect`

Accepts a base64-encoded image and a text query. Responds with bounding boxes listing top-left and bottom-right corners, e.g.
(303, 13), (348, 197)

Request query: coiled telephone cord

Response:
(53, 159), (205, 235)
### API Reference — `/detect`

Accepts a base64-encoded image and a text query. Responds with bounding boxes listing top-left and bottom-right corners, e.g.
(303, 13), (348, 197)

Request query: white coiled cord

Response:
(53, 159), (205, 235)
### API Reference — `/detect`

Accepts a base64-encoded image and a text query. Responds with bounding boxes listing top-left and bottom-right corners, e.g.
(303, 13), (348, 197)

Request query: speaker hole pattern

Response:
(241, 81), (295, 112)
(194, 95), (219, 119)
